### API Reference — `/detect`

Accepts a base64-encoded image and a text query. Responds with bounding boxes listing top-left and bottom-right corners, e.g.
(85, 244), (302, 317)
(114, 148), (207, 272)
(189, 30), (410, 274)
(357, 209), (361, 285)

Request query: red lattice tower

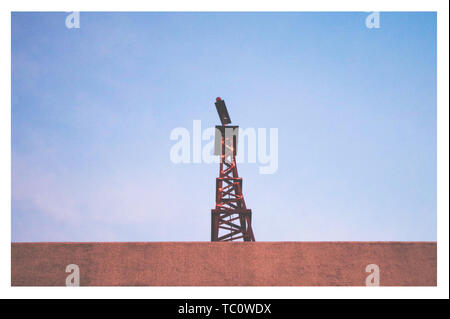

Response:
(211, 97), (255, 242)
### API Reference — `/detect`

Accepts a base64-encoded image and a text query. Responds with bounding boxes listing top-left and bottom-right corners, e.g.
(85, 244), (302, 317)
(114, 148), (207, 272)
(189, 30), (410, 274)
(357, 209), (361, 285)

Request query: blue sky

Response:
(11, 12), (436, 242)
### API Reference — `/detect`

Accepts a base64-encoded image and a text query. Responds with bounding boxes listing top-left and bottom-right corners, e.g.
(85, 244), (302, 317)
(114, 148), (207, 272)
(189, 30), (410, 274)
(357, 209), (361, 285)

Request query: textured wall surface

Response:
(11, 242), (436, 286)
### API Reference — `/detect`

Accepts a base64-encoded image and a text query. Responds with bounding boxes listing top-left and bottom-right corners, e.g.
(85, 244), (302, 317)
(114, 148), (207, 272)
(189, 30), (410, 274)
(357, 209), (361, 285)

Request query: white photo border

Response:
(1, 0), (448, 299)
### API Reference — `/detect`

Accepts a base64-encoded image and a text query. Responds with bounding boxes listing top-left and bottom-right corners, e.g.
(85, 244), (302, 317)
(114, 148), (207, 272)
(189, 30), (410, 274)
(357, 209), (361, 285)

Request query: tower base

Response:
(211, 209), (255, 242)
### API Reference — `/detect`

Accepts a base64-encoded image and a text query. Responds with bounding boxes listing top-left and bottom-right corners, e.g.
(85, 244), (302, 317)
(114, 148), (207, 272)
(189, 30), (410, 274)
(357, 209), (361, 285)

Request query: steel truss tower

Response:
(211, 97), (255, 242)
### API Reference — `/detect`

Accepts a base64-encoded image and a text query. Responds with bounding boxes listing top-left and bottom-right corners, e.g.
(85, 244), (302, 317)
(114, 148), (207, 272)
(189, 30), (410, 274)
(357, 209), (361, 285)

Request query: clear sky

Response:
(11, 12), (436, 242)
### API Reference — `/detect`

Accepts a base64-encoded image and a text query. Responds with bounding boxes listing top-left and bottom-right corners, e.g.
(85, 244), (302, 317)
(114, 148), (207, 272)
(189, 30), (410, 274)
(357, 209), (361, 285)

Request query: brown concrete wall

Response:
(11, 242), (436, 286)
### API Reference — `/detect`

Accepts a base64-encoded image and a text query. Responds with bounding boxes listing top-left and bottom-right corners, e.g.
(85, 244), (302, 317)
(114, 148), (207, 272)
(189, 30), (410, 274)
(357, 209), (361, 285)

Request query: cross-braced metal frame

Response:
(211, 126), (255, 242)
